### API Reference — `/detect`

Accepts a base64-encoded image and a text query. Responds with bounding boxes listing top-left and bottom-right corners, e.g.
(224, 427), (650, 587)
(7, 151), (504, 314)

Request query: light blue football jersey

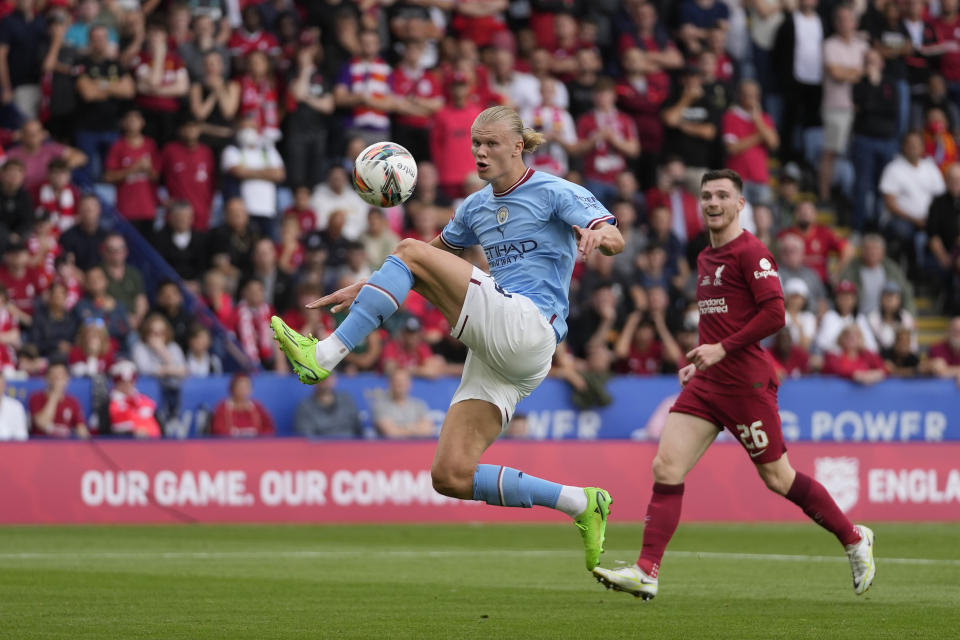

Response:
(439, 168), (616, 342)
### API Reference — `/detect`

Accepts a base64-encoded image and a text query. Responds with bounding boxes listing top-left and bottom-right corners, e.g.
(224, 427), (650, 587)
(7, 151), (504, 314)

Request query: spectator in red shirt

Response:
(429, 74), (483, 199)
(28, 360), (90, 438)
(574, 77), (641, 206)
(227, 4), (280, 69)
(768, 327), (813, 381)
(722, 80), (779, 206)
(235, 277), (277, 370)
(132, 18), (190, 146)
(238, 50), (281, 142)
(391, 38), (444, 162)
(614, 311), (668, 375)
(210, 372), (276, 437)
(107, 359), (161, 438)
(104, 109), (160, 238)
(822, 324), (887, 384)
(201, 268), (235, 330)
(5, 120), (87, 193)
(283, 185), (317, 233)
(616, 47), (670, 187)
(930, 0), (960, 104)
(33, 158), (80, 235)
(0, 239), (48, 323)
(778, 201), (856, 285)
(0, 283), (20, 373)
(617, 1), (684, 72)
(451, 0), (508, 48)
(926, 316), (960, 380)
(644, 158), (703, 247)
(381, 316), (445, 378)
(160, 120), (215, 230)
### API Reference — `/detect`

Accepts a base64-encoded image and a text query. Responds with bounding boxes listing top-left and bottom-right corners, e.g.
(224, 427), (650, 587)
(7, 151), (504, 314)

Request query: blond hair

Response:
(473, 106), (545, 153)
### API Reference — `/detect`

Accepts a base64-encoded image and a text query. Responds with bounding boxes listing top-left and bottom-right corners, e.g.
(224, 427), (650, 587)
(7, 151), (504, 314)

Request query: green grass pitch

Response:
(1, 522), (957, 639)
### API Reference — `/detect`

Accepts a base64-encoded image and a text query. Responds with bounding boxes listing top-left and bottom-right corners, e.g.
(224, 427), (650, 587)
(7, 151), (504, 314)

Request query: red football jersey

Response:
(27, 391), (87, 438)
(105, 137), (160, 220)
(695, 231), (784, 393)
(0, 265), (49, 316)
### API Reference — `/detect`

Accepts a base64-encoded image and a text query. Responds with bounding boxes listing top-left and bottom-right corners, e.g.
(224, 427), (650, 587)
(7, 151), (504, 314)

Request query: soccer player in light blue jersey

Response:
(271, 105), (624, 570)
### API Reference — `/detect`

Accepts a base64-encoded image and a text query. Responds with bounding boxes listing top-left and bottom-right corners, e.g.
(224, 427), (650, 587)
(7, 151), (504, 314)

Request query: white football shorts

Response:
(449, 267), (557, 430)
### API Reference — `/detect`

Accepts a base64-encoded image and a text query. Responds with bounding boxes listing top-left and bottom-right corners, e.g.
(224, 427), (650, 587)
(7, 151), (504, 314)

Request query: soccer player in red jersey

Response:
(593, 169), (877, 599)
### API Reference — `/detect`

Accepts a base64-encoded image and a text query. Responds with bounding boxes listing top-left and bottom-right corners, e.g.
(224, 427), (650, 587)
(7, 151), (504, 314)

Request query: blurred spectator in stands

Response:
(927, 162), (960, 308)
(28, 360), (89, 438)
(185, 323), (221, 377)
(26, 212), (59, 283)
(152, 280), (191, 350)
(776, 232), (828, 314)
(862, 0), (911, 138)
(645, 159), (703, 248)
(107, 359), (161, 438)
(334, 28), (393, 146)
(768, 327), (812, 381)
(0, 238), (48, 324)
(616, 47), (670, 188)
(190, 50), (240, 161)
(662, 65), (719, 192)
(408, 160), (453, 223)
(839, 232), (915, 315)
(74, 268), (129, 345)
(614, 169), (646, 214)
(153, 201), (207, 287)
(618, 2), (683, 72)
(132, 18), (189, 146)
(208, 197), (259, 287)
(284, 32), (334, 188)
(925, 316), (960, 382)
(923, 108), (958, 174)
(851, 48), (900, 234)
(311, 164), (370, 240)
(752, 203), (777, 251)
(723, 79), (779, 206)
(105, 109), (160, 238)
(53, 254), (82, 311)
(294, 372), (361, 438)
(430, 74), (483, 200)
(403, 199), (439, 244)
(746, 0), (784, 109)
(567, 280), (619, 358)
(64, 0), (114, 54)
(248, 237), (294, 315)
(179, 14), (230, 82)
(275, 214), (304, 276)
(235, 277), (276, 370)
(772, 161), (802, 228)
(0, 283), (21, 373)
(528, 47), (570, 109)
(522, 77), (578, 177)
(228, 4), (280, 69)
(575, 77), (640, 207)
(779, 201), (855, 286)
(6, 120), (87, 193)
(610, 200), (642, 280)
(362, 207), (400, 270)
(882, 325), (920, 377)
(391, 38), (443, 162)
(818, 4), (866, 204)
(160, 120), (215, 231)
(773, 0), (823, 165)
(486, 44), (537, 113)
(372, 367), (434, 438)
(0, 374), (27, 441)
(131, 312), (186, 429)
(783, 278), (817, 353)
(822, 324), (887, 384)
(913, 73), (960, 133)
(34, 158), (80, 235)
(451, 0), (507, 49)
(879, 130), (945, 270)
(336, 240), (371, 287)
(0, 0), (47, 120)
(678, 0), (729, 57)
(614, 311), (668, 375)
(100, 232), (148, 332)
(39, 7), (80, 142)
(570, 341), (615, 410)
(0, 159), (34, 238)
(200, 268), (235, 329)
(816, 280), (879, 354)
(74, 24), (135, 184)
(283, 185), (317, 234)
(28, 280), (77, 360)
(381, 315), (444, 379)
(566, 47), (601, 122)
(222, 113), (286, 240)
(868, 280), (917, 352)
(59, 194), (106, 272)
(238, 50), (281, 143)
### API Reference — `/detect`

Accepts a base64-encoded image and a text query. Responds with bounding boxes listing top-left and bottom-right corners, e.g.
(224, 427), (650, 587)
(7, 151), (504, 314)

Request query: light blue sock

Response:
(472, 464), (561, 509)
(333, 255), (414, 350)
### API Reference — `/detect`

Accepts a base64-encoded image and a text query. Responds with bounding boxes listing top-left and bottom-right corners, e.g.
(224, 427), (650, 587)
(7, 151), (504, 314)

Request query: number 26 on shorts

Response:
(736, 420), (769, 454)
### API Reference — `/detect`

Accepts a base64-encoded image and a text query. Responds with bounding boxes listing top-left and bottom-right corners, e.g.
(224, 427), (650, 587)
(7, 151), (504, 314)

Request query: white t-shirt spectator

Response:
(221, 142), (285, 218)
(490, 71), (541, 114)
(0, 395), (28, 440)
(822, 35), (868, 110)
(520, 105), (577, 176)
(879, 155), (946, 222)
(311, 183), (371, 240)
(816, 311), (878, 354)
(793, 12), (824, 84)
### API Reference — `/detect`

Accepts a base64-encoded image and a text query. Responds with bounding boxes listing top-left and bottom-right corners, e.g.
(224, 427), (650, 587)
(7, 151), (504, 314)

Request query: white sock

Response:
(314, 334), (349, 371)
(555, 485), (588, 518)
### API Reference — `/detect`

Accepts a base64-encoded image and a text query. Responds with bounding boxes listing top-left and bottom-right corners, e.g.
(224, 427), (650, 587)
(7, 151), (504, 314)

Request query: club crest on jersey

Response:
(713, 265), (726, 286)
(754, 257), (779, 280)
(496, 206), (509, 225)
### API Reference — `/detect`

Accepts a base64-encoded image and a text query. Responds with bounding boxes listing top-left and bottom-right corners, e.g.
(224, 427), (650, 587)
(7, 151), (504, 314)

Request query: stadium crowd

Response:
(1, 0), (960, 440)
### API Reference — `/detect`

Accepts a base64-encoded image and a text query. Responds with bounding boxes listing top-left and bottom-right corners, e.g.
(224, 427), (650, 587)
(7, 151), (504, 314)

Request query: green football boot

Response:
(270, 316), (330, 385)
(575, 487), (613, 571)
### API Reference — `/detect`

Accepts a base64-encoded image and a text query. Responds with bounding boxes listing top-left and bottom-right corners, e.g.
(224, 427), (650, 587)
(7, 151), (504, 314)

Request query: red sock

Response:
(786, 472), (860, 546)
(637, 482), (684, 576)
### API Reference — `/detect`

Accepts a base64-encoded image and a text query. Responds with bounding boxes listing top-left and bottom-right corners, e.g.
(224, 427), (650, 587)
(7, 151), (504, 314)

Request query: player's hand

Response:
(678, 363), (696, 387)
(572, 225), (600, 260)
(306, 279), (367, 313)
(686, 342), (727, 371)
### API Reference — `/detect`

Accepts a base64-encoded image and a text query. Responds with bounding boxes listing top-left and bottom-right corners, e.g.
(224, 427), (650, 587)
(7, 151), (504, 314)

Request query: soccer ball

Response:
(352, 141), (418, 207)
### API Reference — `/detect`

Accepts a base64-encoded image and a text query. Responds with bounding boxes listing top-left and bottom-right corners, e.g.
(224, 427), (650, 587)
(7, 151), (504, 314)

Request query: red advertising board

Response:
(0, 441), (957, 524)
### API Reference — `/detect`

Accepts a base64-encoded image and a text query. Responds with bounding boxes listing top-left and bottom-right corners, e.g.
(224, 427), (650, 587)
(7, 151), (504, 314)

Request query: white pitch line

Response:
(0, 549), (956, 566)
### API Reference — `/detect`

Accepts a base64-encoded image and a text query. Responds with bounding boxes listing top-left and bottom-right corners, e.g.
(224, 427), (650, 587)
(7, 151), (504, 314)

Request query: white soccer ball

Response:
(352, 141), (418, 207)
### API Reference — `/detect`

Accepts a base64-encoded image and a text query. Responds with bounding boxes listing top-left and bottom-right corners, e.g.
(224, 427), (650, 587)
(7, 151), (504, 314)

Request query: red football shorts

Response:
(669, 376), (787, 464)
